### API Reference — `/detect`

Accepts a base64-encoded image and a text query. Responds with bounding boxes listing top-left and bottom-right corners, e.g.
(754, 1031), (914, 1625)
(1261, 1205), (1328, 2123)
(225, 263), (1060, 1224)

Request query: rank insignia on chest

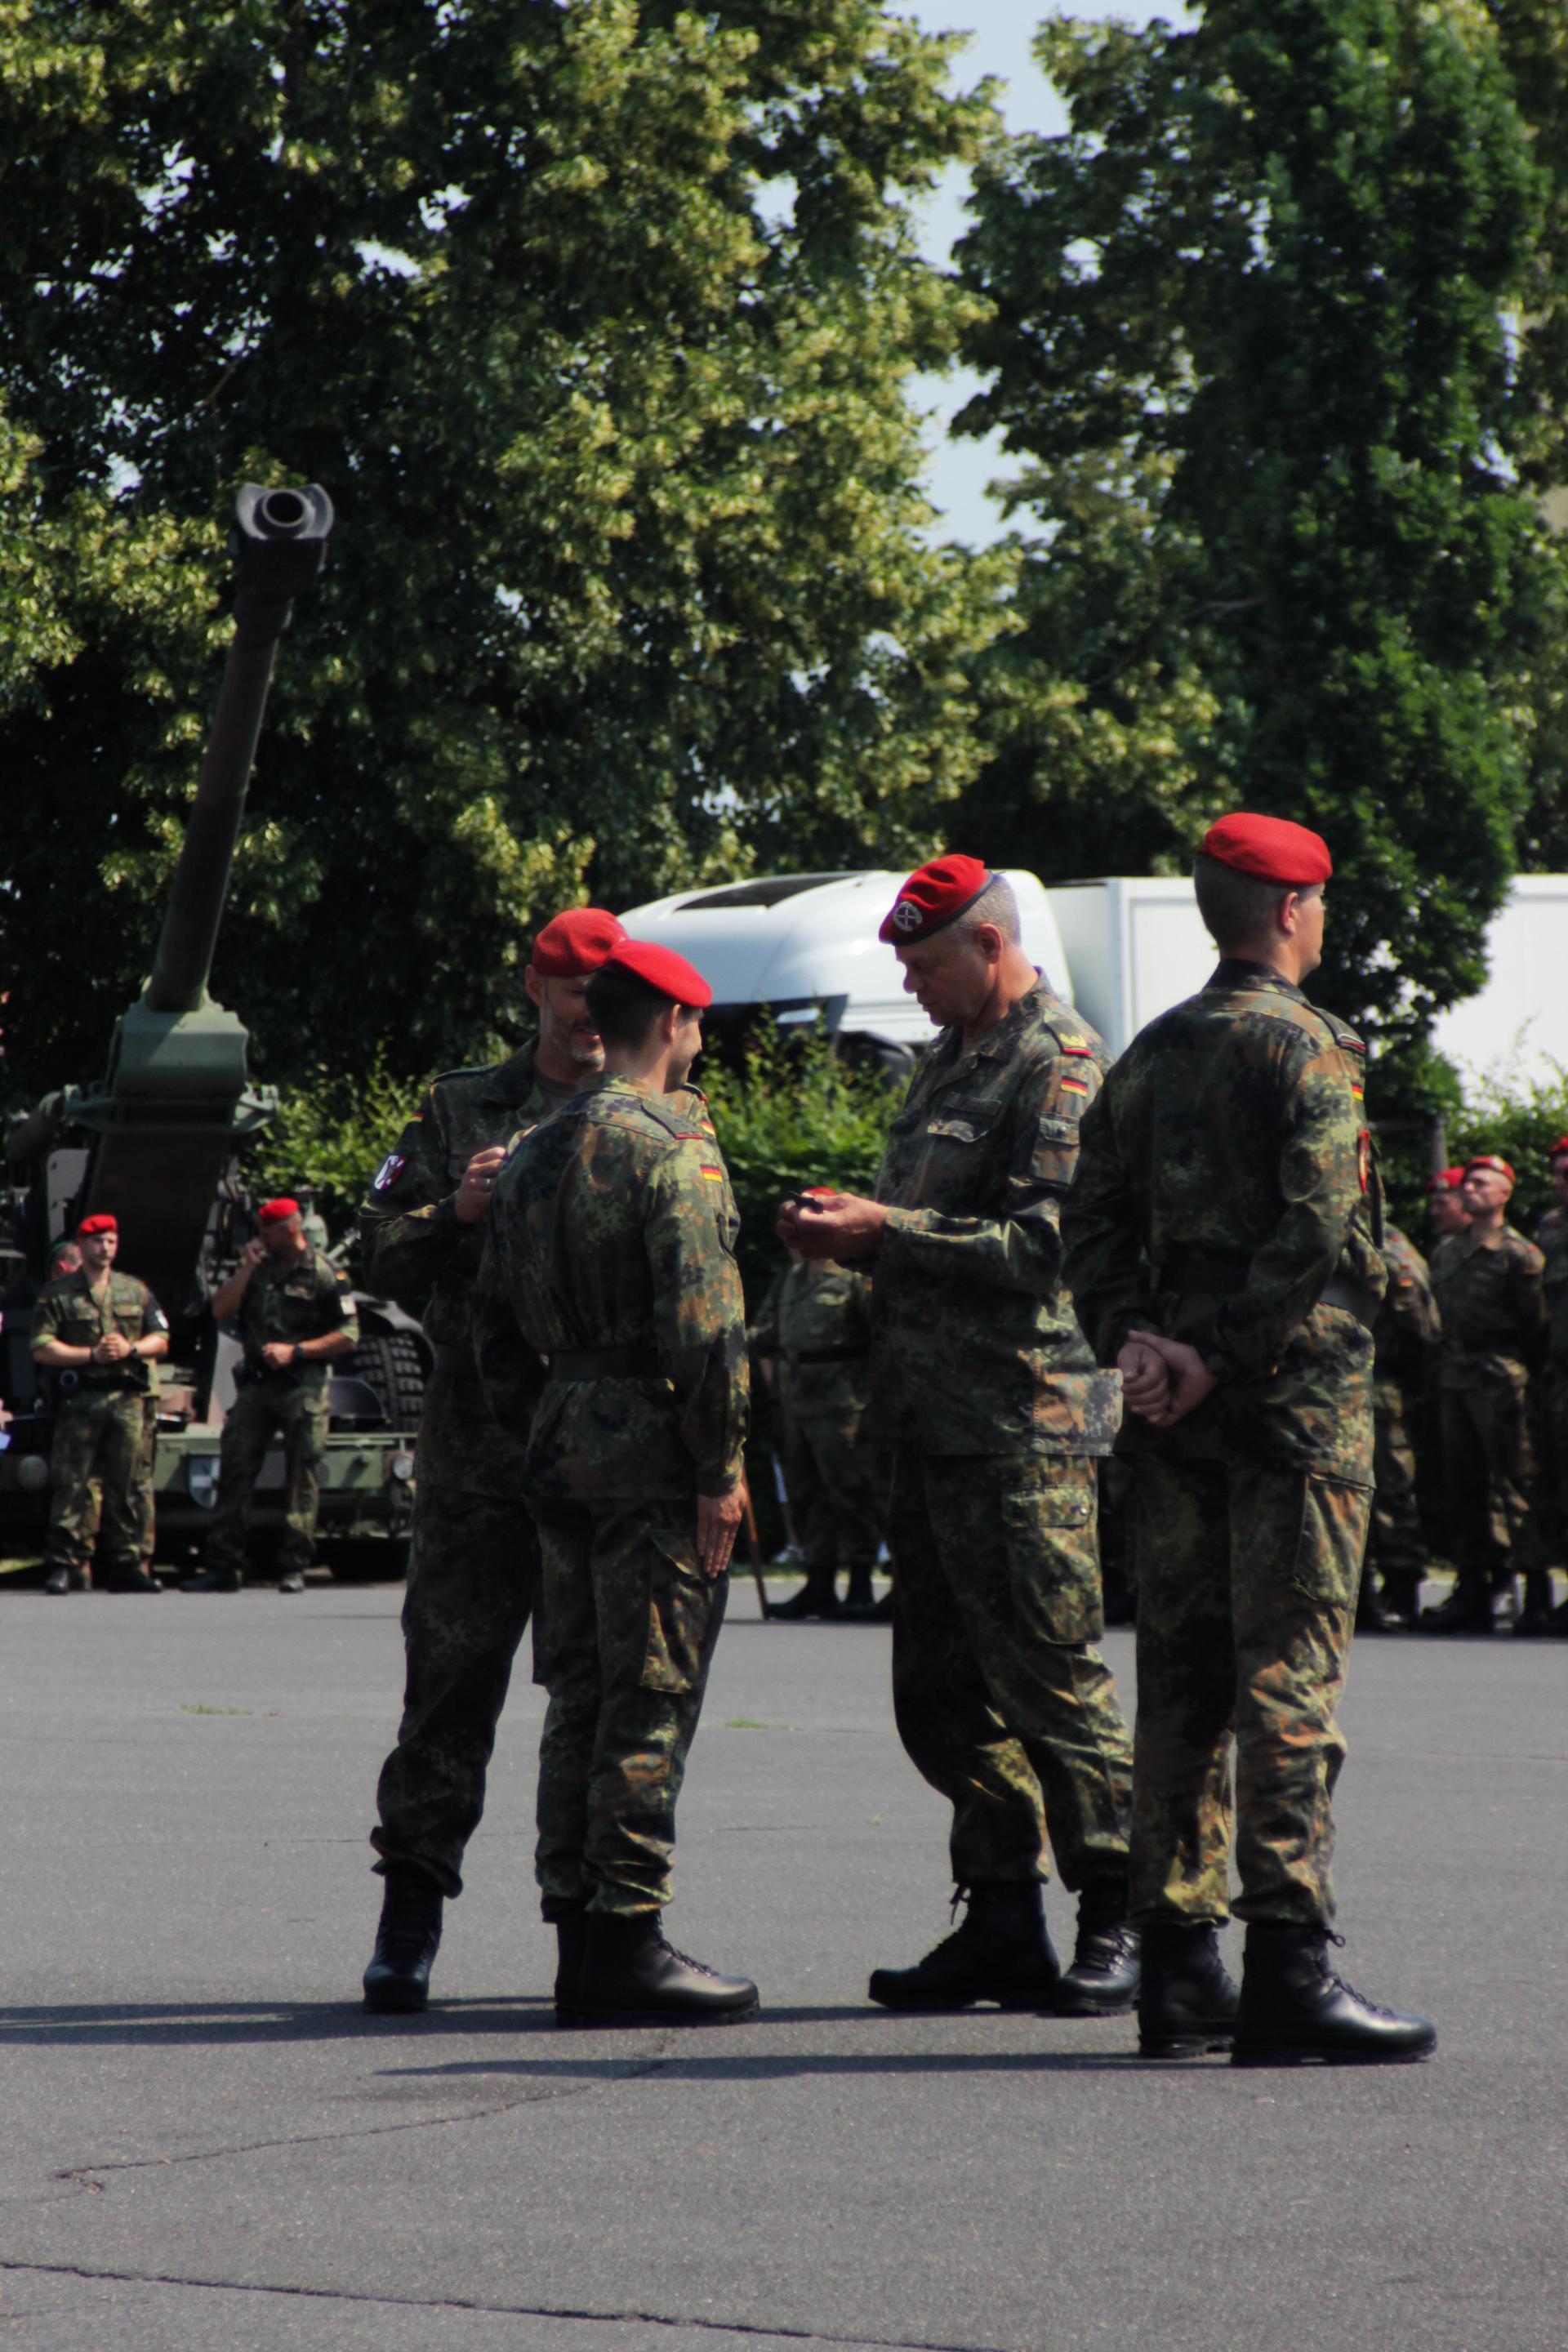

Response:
(372, 1152), (408, 1194)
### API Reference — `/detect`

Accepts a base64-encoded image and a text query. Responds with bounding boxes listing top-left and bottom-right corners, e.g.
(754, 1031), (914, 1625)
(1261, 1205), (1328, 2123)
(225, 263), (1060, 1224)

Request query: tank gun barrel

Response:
(145, 484), (334, 1015)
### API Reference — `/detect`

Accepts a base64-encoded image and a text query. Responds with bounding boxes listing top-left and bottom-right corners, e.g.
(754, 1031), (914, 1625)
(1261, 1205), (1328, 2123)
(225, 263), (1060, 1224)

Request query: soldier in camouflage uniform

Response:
(358, 906), (625, 2014)
(180, 1199), (359, 1594)
(1360, 1223), (1441, 1630)
(30, 1214), (168, 1595)
(781, 857), (1138, 2022)
(1536, 1140), (1568, 1633)
(1424, 1154), (1550, 1636)
(1064, 812), (1435, 2066)
(750, 1245), (883, 1618)
(480, 938), (758, 2028)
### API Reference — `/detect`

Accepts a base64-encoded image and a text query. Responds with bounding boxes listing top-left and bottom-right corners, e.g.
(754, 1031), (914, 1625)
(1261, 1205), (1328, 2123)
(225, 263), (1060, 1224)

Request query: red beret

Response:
(1200, 813), (1333, 885)
(878, 854), (993, 946)
(258, 1197), (301, 1224)
(1428, 1168), (1466, 1193)
(1464, 1156), (1514, 1185)
(604, 938), (713, 1009)
(77, 1214), (117, 1236)
(1548, 1137), (1568, 1164)
(531, 906), (626, 978)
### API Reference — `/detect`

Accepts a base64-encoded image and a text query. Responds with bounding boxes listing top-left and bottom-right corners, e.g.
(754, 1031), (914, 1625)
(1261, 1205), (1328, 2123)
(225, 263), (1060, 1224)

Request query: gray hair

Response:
(957, 872), (1022, 946)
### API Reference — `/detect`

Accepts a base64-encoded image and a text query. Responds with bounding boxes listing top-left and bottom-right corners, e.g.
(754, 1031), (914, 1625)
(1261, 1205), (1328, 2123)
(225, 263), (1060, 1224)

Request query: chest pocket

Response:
(925, 1115), (991, 1144)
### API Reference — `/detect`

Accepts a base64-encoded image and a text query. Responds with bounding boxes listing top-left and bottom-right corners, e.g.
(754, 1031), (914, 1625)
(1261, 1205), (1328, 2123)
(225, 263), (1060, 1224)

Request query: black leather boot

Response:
(572, 1911), (759, 2027)
(767, 1569), (840, 1620)
(180, 1564), (243, 1593)
(1420, 1572), (1493, 1633)
(1231, 1924), (1437, 2066)
(1056, 1878), (1140, 2016)
(1515, 1572), (1555, 1637)
(843, 1566), (876, 1615)
(1378, 1570), (1422, 1626)
(869, 1881), (1059, 2011)
(1137, 1921), (1239, 2058)
(100, 1566), (163, 1594)
(362, 1869), (444, 2014)
(42, 1566), (70, 1595)
(552, 1904), (589, 2021)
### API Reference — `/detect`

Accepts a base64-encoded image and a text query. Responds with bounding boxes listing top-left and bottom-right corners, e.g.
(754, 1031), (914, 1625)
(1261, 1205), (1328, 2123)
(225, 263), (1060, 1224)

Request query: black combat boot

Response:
(362, 1868), (444, 2014)
(100, 1566), (163, 1594)
(1514, 1571), (1555, 1637)
(572, 1911), (760, 2027)
(1378, 1570), (1423, 1626)
(42, 1566), (71, 1595)
(1419, 1571), (1493, 1633)
(551, 1902), (589, 2022)
(179, 1564), (243, 1593)
(869, 1881), (1059, 2011)
(1056, 1878), (1141, 2017)
(1231, 1923), (1436, 2066)
(1137, 1920), (1239, 2058)
(767, 1567), (840, 1620)
(843, 1566), (877, 1615)
(1355, 1566), (1396, 1633)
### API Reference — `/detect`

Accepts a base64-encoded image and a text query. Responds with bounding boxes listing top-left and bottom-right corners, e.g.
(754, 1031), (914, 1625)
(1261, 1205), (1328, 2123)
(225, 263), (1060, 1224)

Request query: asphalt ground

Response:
(0, 1573), (1564, 2352)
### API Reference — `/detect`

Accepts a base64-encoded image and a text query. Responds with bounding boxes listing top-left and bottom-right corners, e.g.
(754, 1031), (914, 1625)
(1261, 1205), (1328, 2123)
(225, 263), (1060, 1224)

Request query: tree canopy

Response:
(0, 0), (1011, 1106)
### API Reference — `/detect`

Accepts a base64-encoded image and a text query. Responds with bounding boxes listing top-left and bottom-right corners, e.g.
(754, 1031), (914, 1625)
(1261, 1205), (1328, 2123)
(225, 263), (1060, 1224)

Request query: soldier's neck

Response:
(1468, 1209), (1507, 1245)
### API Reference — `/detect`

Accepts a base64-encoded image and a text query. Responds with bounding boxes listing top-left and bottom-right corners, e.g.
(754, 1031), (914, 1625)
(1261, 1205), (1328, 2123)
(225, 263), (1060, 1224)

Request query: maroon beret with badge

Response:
(1428, 1167), (1466, 1193)
(1464, 1156), (1514, 1185)
(1548, 1137), (1568, 1165)
(77, 1213), (118, 1236)
(877, 854), (994, 946)
(1200, 813), (1333, 885)
(257, 1196), (301, 1224)
(531, 906), (626, 978)
(604, 938), (714, 1009)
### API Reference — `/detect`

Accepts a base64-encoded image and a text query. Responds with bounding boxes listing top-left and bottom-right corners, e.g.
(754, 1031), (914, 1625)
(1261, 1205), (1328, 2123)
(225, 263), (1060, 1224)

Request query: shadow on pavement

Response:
(0, 1998), (559, 2045)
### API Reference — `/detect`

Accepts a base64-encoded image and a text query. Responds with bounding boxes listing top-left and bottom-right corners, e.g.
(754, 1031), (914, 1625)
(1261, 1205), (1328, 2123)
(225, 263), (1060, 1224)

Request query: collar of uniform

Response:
(597, 1072), (662, 1102)
(478, 1041), (540, 1106)
(1208, 957), (1308, 1004)
(941, 972), (1046, 1073)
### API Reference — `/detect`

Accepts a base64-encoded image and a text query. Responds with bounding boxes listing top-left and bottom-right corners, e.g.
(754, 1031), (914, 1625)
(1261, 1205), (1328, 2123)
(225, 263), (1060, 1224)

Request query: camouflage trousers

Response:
(532, 1499), (727, 1918)
(1535, 1368), (1568, 1565)
(781, 1401), (884, 1575)
(371, 1481), (538, 1898)
(47, 1391), (153, 1583)
(1439, 1371), (1545, 1583)
(68, 1395), (158, 1570)
(887, 1447), (1132, 1891)
(1368, 1379), (1426, 1582)
(1128, 1454), (1368, 1929)
(206, 1379), (328, 1576)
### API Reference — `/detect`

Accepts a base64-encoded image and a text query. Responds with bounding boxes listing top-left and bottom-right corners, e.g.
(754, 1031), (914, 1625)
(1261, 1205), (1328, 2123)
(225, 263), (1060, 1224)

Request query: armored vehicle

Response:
(0, 485), (427, 1576)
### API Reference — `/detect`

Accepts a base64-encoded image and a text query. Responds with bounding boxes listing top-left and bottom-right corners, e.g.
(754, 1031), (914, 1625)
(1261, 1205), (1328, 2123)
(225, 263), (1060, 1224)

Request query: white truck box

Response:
(616, 869), (1074, 1054)
(1046, 878), (1217, 1057)
(1428, 875), (1568, 1092)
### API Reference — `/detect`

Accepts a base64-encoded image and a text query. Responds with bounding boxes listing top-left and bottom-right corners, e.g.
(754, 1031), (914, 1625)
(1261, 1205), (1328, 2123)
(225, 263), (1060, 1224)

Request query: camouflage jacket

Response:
(31, 1269), (168, 1396)
(870, 979), (1120, 1458)
(478, 1075), (749, 1503)
(229, 1245), (359, 1396)
(1373, 1223), (1441, 1385)
(359, 1042), (571, 1490)
(1062, 960), (1385, 1482)
(1431, 1222), (1547, 1388)
(1535, 1205), (1568, 1370)
(750, 1259), (874, 1421)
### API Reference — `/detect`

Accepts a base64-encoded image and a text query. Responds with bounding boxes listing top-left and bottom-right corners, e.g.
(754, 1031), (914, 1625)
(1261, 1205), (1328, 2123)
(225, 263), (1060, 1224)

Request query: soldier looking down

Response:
(481, 937), (757, 2029)
(31, 1214), (168, 1596)
(778, 857), (1139, 2024)
(1063, 811), (1435, 2066)
(180, 1198), (358, 1595)
(358, 906), (625, 2015)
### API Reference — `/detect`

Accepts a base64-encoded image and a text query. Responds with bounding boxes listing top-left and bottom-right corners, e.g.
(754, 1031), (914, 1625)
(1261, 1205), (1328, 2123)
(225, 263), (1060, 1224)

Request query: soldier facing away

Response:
(779, 856), (1139, 2022)
(358, 905), (626, 2014)
(1063, 811), (1435, 2066)
(30, 1214), (168, 1595)
(180, 1198), (359, 1594)
(1360, 1222), (1441, 1631)
(480, 938), (757, 2029)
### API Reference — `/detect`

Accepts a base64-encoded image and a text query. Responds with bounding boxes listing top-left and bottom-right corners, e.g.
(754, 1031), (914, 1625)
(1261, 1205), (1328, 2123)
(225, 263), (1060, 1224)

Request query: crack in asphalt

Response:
(0, 2260), (1002, 2352)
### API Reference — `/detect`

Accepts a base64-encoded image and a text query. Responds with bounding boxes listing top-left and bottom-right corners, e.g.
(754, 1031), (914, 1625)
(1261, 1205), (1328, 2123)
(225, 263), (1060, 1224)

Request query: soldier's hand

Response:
(95, 1330), (133, 1363)
(455, 1146), (509, 1226)
(1125, 1330), (1218, 1427)
(777, 1190), (887, 1262)
(1117, 1336), (1170, 1415)
(242, 1238), (267, 1272)
(261, 1341), (297, 1372)
(696, 1486), (745, 1580)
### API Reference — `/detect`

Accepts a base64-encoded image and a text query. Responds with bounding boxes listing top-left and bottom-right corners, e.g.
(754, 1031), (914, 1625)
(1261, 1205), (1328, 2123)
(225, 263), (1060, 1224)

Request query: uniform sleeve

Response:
(878, 1050), (1099, 1298)
(140, 1290), (171, 1340)
(358, 1093), (474, 1312)
(29, 1290), (65, 1352)
(321, 1266), (360, 1348)
(1514, 1245), (1548, 1370)
(645, 1142), (751, 1495)
(1061, 1085), (1154, 1365)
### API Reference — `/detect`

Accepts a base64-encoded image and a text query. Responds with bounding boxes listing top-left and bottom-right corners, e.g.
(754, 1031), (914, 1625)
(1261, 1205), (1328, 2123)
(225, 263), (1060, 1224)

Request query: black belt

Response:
(434, 1343), (479, 1380)
(786, 1344), (871, 1366)
(547, 1346), (665, 1381)
(1160, 1255), (1380, 1330)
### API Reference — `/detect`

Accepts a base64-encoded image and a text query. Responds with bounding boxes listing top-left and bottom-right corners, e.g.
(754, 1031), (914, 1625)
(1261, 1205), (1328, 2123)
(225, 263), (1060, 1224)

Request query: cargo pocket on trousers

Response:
(999, 1463), (1103, 1646)
(640, 1527), (716, 1695)
(1289, 1474), (1370, 1613)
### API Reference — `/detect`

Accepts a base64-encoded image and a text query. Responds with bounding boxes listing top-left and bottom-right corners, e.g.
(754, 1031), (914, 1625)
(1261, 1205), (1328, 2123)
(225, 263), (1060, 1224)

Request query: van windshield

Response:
(673, 875), (858, 911)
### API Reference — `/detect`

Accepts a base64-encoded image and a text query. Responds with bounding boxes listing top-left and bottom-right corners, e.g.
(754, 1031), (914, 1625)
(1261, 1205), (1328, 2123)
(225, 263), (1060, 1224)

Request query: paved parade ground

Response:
(0, 1577), (1563, 2352)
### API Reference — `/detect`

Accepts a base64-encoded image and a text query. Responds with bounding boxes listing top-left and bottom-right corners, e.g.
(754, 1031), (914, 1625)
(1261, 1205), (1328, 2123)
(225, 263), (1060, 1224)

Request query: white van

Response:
(616, 869), (1076, 1062)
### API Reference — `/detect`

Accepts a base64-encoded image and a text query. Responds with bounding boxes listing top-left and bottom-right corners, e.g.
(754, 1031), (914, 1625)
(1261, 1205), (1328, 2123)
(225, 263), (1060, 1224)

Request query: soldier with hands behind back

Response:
(31, 1214), (168, 1595)
(1063, 813), (1435, 2066)
(779, 857), (1138, 2023)
(480, 938), (758, 2029)
(359, 907), (625, 2014)
(1360, 1222), (1441, 1631)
